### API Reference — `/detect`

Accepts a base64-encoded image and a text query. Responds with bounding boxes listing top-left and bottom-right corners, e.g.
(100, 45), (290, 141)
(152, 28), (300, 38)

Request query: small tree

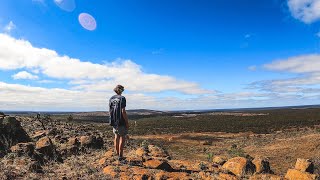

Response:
(34, 113), (52, 130)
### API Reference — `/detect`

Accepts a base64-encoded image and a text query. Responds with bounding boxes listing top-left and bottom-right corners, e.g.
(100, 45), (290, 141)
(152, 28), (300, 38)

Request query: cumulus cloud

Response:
(0, 33), (211, 94)
(12, 71), (39, 80)
(3, 21), (16, 33)
(0, 81), (213, 111)
(248, 54), (320, 99)
(287, 0), (320, 24)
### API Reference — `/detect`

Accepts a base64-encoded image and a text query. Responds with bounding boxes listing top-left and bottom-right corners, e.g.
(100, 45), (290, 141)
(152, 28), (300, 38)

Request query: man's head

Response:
(114, 85), (124, 95)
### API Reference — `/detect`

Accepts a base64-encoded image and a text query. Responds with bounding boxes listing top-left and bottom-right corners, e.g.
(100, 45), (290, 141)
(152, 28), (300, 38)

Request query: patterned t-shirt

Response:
(109, 95), (126, 127)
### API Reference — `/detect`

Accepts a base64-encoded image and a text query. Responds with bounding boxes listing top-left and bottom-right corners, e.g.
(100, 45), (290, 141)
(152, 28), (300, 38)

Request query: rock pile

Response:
(98, 145), (320, 180)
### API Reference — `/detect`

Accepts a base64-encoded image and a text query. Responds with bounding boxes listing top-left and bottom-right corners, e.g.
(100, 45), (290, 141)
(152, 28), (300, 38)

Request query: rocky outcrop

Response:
(285, 158), (318, 180)
(0, 116), (31, 157)
(97, 145), (320, 179)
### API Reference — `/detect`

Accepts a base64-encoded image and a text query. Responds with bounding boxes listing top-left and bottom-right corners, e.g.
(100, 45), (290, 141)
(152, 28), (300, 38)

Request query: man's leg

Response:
(114, 134), (120, 156)
(119, 135), (126, 157)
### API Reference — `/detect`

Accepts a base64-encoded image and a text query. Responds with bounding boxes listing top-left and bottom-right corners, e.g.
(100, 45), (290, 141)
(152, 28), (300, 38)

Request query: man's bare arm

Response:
(122, 108), (129, 129)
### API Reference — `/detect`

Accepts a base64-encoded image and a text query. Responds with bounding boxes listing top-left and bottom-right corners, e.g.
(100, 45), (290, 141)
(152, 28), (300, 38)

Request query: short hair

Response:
(114, 85), (124, 95)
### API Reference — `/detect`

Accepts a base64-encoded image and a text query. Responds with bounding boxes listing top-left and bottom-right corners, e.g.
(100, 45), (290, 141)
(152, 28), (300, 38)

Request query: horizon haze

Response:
(1, 0), (320, 111)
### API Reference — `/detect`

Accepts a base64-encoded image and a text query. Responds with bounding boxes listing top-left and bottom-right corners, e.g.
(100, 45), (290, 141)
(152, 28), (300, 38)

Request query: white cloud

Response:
(264, 54), (320, 74)
(12, 71), (39, 80)
(248, 54), (320, 97)
(1, 81), (317, 111)
(37, 80), (56, 83)
(0, 33), (211, 95)
(287, 0), (320, 24)
(3, 21), (16, 33)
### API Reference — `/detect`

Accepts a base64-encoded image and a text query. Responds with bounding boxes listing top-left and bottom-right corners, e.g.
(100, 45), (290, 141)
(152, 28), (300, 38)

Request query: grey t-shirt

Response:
(109, 95), (126, 127)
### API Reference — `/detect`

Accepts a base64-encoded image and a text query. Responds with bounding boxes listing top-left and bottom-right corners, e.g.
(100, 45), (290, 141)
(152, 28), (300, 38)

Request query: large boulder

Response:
(222, 157), (255, 177)
(143, 159), (173, 171)
(285, 169), (318, 180)
(295, 159), (314, 173)
(252, 157), (271, 174)
(80, 135), (103, 149)
(0, 116), (31, 156)
(35, 136), (62, 162)
(59, 137), (81, 156)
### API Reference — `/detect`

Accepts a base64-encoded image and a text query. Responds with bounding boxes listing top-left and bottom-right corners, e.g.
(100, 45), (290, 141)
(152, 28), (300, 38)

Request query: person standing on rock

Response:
(109, 85), (129, 160)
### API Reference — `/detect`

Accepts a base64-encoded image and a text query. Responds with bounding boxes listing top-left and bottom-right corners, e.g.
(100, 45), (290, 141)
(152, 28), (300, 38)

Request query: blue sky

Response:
(1, 0), (320, 111)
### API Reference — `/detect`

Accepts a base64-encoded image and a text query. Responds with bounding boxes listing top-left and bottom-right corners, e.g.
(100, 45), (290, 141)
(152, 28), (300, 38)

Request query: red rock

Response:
(249, 174), (282, 180)
(148, 145), (168, 158)
(103, 166), (117, 178)
(104, 150), (114, 159)
(218, 173), (239, 180)
(67, 137), (79, 146)
(36, 136), (52, 150)
(10, 142), (34, 156)
(212, 156), (226, 165)
(156, 171), (189, 180)
(285, 169), (318, 180)
(136, 147), (147, 157)
(252, 157), (271, 173)
(295, 159), (314, 173)
(32, 130), (48, 140)
(222, 157), (254, 177)
(143, 159), (173, 171)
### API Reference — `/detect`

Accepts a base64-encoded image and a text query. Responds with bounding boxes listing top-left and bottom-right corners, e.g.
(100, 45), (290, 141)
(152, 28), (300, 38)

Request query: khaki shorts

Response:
(113, 126), (128, 136)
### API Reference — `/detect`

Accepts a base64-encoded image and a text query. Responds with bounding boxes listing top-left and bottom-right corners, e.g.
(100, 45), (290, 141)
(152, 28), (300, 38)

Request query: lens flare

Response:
(54, 0), (76, 12)
(78, 13), (97, 31)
